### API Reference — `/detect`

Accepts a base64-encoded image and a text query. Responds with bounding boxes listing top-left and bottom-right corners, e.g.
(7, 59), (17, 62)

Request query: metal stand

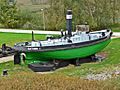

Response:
(28, 60), (70, 72)
(2, 70), (8, 76)
(74, 58), (80, 66)
(91, 54), (105, 62)
(28, 54), (105, 72)
(14, 53), (21, 64)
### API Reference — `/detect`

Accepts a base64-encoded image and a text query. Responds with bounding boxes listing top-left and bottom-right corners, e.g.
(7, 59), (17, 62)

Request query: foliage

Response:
(45, 0), (66, 31)
(20, 10), (43, 30)
(0, 0), (120, 30)
(45, 0), (120, 31)
(0, 0), (32, 29)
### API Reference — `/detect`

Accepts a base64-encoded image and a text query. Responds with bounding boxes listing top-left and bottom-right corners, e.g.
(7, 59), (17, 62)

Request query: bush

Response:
(0, 0), (32, 29)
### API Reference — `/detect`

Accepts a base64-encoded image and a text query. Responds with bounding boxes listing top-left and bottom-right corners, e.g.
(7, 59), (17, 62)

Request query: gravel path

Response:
(86, 70), (120, 81)
(0, 29), (61, 35)
(113, 32), (120, 37)
(0, 56), (13, 64)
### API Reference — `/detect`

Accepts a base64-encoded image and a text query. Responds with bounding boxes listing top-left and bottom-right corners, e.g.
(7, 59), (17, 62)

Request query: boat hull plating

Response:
(24, 39), (111, 64)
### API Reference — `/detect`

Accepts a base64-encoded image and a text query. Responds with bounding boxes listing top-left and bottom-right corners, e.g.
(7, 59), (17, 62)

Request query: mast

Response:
(32, 31), (35, 41)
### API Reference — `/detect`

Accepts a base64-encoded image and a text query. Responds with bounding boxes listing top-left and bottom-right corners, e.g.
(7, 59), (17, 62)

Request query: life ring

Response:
(21, 53), (26, 63)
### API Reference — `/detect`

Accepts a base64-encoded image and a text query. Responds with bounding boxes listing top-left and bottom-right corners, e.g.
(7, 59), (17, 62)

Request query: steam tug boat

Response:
(13, 10), (112, 72)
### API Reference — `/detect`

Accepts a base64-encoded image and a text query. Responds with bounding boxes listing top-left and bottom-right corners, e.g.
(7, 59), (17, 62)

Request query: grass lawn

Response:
(112, 28), (120, 32)
(111, 24), (120, 32)
(0, 32), (120, 89)
(0, 32), (46, 47)
(112, 29), (120, 32)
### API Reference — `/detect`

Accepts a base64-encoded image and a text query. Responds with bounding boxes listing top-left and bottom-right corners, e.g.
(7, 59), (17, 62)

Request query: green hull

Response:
(24, 39), (111, 64)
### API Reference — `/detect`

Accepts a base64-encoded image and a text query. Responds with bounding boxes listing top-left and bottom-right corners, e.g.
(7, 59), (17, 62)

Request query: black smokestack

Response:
(66, 10), (72, 37)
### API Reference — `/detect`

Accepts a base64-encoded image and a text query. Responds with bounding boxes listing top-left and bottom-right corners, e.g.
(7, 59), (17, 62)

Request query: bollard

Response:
(2, 70), (8, 76)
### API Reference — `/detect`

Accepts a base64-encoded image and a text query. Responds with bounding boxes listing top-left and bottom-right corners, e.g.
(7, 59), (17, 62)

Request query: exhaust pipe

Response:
(66, 10), (72, 37)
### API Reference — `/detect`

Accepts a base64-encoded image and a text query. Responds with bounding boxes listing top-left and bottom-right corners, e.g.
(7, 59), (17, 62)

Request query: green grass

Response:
(112, 29), (120, 32)
(0, 32), (46, 47)
(0, 61), (31, 75)
(111, 23), (120, 32)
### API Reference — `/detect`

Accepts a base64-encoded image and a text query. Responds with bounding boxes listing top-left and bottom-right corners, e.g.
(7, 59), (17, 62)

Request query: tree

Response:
(45, 0), (66, 30)
(47, 0), (120, 30)
(0, 0), (31, 28)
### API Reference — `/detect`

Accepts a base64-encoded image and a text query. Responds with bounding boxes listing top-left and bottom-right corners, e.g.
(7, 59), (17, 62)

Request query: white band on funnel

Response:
(66, 15), (72, 19)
